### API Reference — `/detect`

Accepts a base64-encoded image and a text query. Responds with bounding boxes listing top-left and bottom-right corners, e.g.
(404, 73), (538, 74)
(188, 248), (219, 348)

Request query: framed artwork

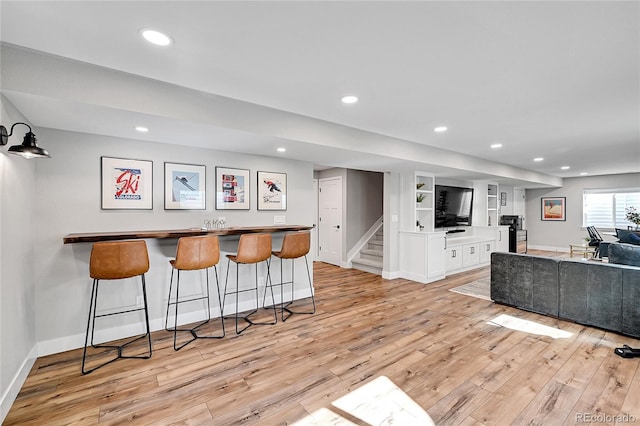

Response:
(257, 171), (287, 211)
(101, 156), (153, 210)
(541, 197), (566, 221)
(216, 167), (250, 210)
(500, 192), (507, 206)
(164, 162), (206, 210)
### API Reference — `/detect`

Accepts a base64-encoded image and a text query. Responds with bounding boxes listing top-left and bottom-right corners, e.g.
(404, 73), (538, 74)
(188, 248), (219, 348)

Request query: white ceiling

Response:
(1, 1), (638, 187)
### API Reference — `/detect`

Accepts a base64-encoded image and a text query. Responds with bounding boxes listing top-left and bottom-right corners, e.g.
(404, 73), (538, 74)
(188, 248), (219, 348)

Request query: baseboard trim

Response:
(382, 270), (400, 280)
(527, 244), (569, 252)
(37, 288), (313, 356)
(1, 344), (37, 424)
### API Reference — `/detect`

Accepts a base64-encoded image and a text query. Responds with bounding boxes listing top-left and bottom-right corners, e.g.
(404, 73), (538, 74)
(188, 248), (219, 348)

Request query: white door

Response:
(513, 188), (526, 217)
(318, 177), (342, 266)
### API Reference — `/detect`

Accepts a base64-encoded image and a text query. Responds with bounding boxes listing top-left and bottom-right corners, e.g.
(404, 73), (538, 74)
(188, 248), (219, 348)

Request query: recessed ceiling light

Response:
(490, 143), (503, 149)
(434, 126), (448, 133)
(277, 147), (286, 153)
(580, 172), (588, 176)
(561, 166), (570, 170)
(341, 95), (358, 104)
(140, 29), (172, 46)
(533, 157), (544, 162)
(135, 126), (149, 133)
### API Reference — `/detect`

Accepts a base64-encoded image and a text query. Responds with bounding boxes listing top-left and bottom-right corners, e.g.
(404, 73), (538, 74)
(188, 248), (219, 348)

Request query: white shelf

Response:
(487, 183), (499, 227)
(415, 172), (435, 232)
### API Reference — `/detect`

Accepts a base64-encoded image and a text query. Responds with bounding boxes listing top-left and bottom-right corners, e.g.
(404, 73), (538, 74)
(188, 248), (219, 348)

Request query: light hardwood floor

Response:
(5, 251), (640, 425)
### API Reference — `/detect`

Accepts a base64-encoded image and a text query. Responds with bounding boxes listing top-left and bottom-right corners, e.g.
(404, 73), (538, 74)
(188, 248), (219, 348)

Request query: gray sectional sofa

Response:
(490, 243), (640, 338)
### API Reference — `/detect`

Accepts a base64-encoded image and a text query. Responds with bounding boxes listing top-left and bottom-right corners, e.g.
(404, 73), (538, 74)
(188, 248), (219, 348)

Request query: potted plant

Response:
(626, 207), (640, 230)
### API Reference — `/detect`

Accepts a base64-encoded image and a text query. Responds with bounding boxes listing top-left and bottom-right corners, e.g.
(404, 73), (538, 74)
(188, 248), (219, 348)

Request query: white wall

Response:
(0, 99), (38, 421)
(526, 173), (640, 250)
(30, 128), (314, 356)
(383, 172), (401, 278)
(346, 169), (383, 250)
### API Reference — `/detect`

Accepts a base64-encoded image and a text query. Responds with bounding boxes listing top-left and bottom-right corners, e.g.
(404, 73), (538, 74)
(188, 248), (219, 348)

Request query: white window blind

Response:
(583, 188), (640, 229)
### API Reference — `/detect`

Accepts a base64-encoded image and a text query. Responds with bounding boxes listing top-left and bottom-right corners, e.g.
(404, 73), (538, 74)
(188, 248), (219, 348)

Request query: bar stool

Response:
(222, 233), (277, 334)
(82, 240), (152, 374)
(267, 231), (315, 321)
(165, 235), (225, 351)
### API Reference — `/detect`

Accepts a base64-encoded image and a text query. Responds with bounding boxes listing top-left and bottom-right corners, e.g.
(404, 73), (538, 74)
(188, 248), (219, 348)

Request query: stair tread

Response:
(361, 248), (383, 257)
(352, 258), (383, 268)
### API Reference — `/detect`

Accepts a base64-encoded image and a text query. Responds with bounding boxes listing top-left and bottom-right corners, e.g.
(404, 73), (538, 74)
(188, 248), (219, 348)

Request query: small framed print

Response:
(541, 197), (566, 221)
(101, 156), (153, 210)
(216, 167), (250, 210)
(500, 192), (507, 206)
(257, 171), (287, 211)
(164, 162), (206, 210)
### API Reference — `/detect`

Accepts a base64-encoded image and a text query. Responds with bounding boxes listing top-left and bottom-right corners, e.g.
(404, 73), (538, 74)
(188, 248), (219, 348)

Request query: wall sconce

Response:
(0, 122), (51, 159)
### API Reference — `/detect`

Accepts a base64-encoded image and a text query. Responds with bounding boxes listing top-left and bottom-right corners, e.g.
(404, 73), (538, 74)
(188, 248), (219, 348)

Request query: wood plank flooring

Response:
(6, 251), (640, 425)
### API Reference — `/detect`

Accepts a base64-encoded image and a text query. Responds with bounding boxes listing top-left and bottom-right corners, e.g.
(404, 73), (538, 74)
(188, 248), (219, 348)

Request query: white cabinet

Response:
(399, 231), (446, 283)
(496, 226), (509, 252)
(445, 233), (497, 274)
(427, 232), (446, 279)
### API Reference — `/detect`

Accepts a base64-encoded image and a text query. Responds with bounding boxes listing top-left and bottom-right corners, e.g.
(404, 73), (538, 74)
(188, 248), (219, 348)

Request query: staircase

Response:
(351, 228), (383, 275)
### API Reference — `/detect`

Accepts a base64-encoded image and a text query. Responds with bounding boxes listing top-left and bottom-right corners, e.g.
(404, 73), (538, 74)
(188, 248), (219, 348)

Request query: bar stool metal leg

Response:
(266, 231), (315, 322)
(281, 254), (315, 321)
(165, 236), (225, 350)
(223, 258), (277, 334)
(82, 274), (152, 375)
(221, 233), (277, 335)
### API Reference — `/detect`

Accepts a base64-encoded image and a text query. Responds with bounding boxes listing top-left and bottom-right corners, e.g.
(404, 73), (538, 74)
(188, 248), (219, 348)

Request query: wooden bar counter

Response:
(63, 225), (313, 244)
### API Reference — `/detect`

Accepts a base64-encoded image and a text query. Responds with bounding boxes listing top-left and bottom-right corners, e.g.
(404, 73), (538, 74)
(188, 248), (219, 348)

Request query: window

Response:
(583, 188), (640, 229)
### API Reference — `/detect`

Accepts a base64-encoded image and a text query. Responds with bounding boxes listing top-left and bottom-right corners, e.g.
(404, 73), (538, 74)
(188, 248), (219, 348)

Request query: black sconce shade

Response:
(0, 122), (50, 159)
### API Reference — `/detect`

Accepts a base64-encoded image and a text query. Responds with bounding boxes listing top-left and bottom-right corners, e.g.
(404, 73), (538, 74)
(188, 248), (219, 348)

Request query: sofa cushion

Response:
(559, 261), (622, 331)
(628, 232), (640, 245)
(617, 229), (640, 244)
(608, 242), (640, 267)
(490, 252), (559, 316)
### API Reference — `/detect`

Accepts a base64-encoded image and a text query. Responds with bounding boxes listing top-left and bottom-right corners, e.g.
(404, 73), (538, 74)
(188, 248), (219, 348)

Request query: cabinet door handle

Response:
(470, 247), (475, 255)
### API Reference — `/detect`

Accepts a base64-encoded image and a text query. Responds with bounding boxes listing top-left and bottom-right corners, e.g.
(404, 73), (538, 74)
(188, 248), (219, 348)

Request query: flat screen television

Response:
(434, 185), (474, 228)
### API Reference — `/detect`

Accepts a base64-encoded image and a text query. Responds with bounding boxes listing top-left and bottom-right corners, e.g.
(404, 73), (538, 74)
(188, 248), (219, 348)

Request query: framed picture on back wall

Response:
(164, 162), (206, 210)
(541, 197), (566, 221)
(216, 166), (250, 210)
(101, 156), (153, 210)
(257, 171), (287, 210)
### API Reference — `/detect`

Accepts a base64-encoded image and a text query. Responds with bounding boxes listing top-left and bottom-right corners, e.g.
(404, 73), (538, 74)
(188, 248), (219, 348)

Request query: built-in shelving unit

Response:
(415, 172), (434, 232)
(487, 183), (499, 227)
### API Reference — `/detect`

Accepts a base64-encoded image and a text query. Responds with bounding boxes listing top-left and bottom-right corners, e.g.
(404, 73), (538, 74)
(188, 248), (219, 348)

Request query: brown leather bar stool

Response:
(222, 233), (277, 334)
(267, 231), (315, 321)
(82, 240), (152, 374)
(165, 235), (225, 350)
